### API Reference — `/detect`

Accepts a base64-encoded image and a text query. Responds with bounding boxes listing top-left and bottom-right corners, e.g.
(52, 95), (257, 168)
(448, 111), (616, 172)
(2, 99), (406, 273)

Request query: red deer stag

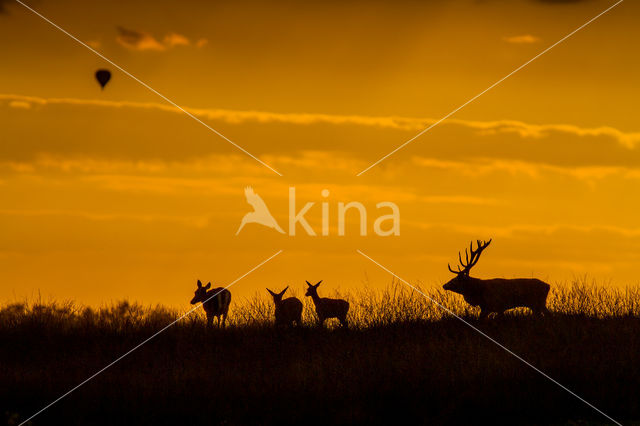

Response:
(305, 280), (349, 327)
(443, 239), (550, 319)
(267, 286), (303, 327)
(190, 280), (232, 327)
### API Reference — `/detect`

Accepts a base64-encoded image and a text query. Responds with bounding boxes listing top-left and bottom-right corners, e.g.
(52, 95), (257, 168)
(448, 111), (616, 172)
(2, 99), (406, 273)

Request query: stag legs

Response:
(478, 307), (550, 319)
(338, 316), (348, 328)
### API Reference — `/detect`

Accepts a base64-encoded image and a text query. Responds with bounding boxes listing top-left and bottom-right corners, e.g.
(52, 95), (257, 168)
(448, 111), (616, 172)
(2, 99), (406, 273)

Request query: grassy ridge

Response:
(2, 280), (640, 425)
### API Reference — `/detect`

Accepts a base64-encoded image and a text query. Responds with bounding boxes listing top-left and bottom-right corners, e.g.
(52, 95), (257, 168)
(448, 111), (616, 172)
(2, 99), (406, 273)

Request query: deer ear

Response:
(197, 280), (202, 288)
(280, 286), (289, 296)
(267, 288), (275, 296)
(204, 282), (211, 290)
(315, 280), (323, 287)
(306, 280), (312, 286)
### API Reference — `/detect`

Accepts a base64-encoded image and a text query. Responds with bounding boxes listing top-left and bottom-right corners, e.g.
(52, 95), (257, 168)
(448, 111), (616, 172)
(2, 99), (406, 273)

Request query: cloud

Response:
(503, 34), (540, 44)
(116, 26), (192, 51)
(401, 221), (640, 276)
(411, 221), (640, 240)
(196, 38), (209, 48)
(163, 33), (190, 48)
(0, 154), (272, 185)
(8, 100), (31, 109)
(0, 208), (210, 228)
(411, 157), (640, 182)
(2, 93), (639, 151)
(86, 40), (101, 49)
(116, 26), (166, 51)
(535, 0), (588, 3)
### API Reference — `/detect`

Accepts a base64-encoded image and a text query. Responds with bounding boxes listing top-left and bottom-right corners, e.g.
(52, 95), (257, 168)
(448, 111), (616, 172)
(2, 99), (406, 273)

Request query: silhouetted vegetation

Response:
(2, 279), (640, 425)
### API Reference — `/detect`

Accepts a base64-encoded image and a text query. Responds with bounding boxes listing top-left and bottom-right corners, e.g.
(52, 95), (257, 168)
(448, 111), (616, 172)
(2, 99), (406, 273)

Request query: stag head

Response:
(443, 239), (492, 293)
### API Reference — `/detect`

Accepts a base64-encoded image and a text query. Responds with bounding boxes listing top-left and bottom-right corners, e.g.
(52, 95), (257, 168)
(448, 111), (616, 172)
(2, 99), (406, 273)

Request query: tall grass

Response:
(4, 279), (639, 331)
(2, 278), (640, 425)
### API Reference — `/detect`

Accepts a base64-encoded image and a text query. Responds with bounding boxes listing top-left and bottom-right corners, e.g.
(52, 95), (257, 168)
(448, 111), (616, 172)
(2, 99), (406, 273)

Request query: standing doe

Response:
(443, 239), (550, 319)
(190, 280), (232, 327)
(305, 280), (349, 327)
(267, 286), (303, 327)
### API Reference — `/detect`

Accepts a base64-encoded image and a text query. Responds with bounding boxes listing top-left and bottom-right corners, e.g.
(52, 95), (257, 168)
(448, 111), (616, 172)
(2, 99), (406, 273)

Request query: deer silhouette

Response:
(443, 239), (550, 319)
(267, 286), (303, 327)
(190, 280), (232, 327)
(305, 280), (349, 327)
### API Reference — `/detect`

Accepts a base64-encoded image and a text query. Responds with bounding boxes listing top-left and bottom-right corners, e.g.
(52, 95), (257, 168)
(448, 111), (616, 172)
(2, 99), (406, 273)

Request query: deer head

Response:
(443, 239), (492, 293)
(190, 279), (211, 304)
(267, 286), (289, 304)
(305, 280), (323, 297)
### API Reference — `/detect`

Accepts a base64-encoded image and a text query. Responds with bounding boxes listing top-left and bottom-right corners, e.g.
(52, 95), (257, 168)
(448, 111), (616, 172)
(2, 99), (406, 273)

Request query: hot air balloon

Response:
(95, 69), (111, 90)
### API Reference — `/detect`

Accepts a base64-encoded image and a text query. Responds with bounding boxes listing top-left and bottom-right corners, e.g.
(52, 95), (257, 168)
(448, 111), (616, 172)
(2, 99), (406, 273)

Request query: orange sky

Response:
(1, 0), (639, 308)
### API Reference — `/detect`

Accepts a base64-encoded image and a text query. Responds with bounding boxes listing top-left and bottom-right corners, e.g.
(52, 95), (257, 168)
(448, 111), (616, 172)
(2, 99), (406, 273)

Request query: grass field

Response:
(2, 279), (640, 425)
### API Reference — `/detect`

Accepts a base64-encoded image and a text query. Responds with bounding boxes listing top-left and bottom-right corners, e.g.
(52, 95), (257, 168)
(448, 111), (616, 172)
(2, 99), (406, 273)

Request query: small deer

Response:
(267, 286), (303, 327)
(305, 280), (349, 327)
(443, 239), (550, 319)
(190, 280), (232, 327)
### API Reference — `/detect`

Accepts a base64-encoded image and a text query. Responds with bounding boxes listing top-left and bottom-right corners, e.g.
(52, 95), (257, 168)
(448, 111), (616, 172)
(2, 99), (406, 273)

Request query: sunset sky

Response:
(1, 0), (638, 307)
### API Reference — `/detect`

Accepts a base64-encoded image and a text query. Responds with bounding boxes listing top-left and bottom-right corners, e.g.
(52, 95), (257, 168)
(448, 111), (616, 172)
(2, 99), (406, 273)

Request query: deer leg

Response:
(206, 315), (213, 328)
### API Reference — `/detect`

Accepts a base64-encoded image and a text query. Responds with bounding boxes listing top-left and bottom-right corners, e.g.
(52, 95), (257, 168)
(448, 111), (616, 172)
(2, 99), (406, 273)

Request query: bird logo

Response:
(236, 187), (285, 235)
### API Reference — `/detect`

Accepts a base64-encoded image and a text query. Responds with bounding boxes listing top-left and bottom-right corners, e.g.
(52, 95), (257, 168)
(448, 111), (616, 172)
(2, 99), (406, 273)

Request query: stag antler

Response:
(448, 239), (492, 275)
